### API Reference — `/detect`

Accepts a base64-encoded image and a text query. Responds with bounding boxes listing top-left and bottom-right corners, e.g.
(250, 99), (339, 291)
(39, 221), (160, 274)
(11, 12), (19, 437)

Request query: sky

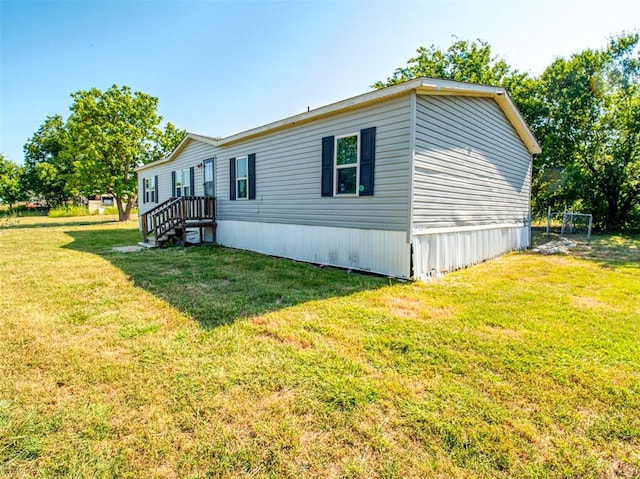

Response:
(1, 0), (638, 164)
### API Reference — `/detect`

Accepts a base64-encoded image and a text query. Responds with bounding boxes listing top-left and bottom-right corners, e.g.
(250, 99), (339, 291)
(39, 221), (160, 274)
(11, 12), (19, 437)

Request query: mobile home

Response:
(136, 77), (540, 280)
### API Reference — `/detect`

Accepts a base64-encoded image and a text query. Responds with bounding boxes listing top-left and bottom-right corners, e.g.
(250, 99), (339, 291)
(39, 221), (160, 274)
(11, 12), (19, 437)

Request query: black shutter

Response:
(154, 175), (159, 203)
(229, 158), (236, 201)
(359, 127), (376, 196)
(189, 167), (195, 196)
(321, 136), (334, 197)
(142, 178), (147, 204)
(171, 171), (176, 197)
(248, 153), (256, 200)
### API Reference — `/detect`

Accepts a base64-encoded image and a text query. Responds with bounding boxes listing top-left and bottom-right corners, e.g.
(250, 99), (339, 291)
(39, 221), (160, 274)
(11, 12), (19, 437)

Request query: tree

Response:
(536, 33), (640, 229)
(373, 37), (545, 153)
(154, 122), (187, 163)
(22, 114), (75, 207)
(0, 154), (26, 210)
(373, 38), (515, 89)
(65, 85), (182, 221)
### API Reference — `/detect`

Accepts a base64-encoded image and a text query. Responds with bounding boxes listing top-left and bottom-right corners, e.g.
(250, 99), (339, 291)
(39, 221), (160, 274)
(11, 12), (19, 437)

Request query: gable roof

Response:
(137, 77), (540, 172)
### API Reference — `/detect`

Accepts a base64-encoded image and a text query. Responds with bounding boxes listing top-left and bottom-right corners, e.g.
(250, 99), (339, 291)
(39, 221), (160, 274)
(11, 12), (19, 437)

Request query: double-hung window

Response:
(229, 154), (255, 201)
(173, 168), (192, 197)
(144, 177), (156, 203)
(236, 156), (248, 199)
(321, 127), (376, 198)
(203, 159), (214, 197)
(335, 133), (359, 195)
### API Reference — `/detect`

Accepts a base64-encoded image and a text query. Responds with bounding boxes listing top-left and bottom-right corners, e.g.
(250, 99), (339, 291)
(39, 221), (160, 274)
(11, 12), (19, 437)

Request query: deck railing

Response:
(141, 196), (215, 244)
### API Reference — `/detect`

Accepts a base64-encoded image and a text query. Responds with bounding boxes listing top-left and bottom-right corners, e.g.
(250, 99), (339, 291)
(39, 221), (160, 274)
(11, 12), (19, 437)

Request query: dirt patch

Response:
(571, 295), (620, 311)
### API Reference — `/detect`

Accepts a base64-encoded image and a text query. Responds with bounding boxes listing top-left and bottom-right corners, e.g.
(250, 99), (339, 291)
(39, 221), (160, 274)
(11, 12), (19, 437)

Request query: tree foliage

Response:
(155, 122), (187, 164)
(373, 38), (515, 88)
(535, 33), (640, 229)
(0, 154), (26, 209)
(373, 37), (544, 146)
(22, 115), (75, 207)
(65, 85), (184, 221)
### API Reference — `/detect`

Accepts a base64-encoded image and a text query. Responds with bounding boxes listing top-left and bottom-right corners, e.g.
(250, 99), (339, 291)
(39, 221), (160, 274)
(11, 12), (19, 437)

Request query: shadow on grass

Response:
(62, 228), (390, 329)
(531, 227), (640, 269)
(6, 218), (119, 230)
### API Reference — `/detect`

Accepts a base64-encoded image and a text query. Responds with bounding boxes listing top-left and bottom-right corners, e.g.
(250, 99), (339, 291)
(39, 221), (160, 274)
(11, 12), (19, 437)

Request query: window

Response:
(335, 134), (359, 195)
(236, 156), (248, 199)
(143, 177), (156, 203)
(321, 127), (376, 198)
(173, 168), (193, 197)
(229, 154), (255, 201)
(203, 159), (214, 197)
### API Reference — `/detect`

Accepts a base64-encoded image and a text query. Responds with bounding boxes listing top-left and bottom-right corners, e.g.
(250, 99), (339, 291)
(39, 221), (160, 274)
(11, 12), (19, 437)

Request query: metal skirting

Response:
(216, 220), (411, 279)
(412, 224), (529, 279)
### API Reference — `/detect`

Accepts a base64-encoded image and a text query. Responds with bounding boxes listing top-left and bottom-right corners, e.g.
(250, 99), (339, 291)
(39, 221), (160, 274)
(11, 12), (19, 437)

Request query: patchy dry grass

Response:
(1, 217), (639, 478)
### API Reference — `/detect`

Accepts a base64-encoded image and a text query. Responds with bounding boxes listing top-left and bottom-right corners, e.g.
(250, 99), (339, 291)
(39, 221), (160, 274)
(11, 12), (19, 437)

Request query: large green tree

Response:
(22, 114), (75, 207)
(66, 85), (184, 221)
(372, 38), (543, 126)
(0, 154), (26, 210)
(373, 38), (514, 88)
(536, 33), (640, 229)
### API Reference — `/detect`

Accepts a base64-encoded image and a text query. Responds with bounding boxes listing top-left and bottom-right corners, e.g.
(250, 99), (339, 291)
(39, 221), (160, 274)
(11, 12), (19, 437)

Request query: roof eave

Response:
(219, 77), (541, 154)
(494, 92), (542, 155)
(135, 133), (220, 172)
(416, 80), (541, 155)
(136, 77), (541, 173)
(217, 78), (424, 146)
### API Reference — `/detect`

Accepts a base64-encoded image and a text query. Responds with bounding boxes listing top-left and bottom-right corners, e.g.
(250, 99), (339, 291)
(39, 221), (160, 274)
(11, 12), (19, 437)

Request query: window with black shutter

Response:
(321, 127), (376, 197)
(143, 177), (156, 203)
(230, 154), (256, 200)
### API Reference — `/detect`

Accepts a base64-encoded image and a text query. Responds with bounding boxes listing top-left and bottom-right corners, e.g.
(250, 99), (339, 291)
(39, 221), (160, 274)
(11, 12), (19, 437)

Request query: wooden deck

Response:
(141, 196), (216, 246)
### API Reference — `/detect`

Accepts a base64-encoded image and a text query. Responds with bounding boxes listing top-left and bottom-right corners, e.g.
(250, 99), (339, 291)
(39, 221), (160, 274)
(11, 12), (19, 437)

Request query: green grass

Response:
(1, 216), (639, 478)
(47, 205), (91, 217)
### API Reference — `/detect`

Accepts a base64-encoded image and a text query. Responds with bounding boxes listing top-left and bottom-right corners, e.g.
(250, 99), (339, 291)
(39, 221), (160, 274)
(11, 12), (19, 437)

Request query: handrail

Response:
(141, 197), (181, 241)
(141, 196), (215, 244)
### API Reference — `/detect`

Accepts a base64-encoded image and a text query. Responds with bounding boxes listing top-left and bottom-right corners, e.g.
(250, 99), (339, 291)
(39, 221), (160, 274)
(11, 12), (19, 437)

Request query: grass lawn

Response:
(0, 217), (638, 478)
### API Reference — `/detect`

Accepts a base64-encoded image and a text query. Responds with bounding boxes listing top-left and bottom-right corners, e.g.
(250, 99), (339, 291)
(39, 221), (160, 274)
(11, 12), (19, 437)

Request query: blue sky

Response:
(1, 0), (638, 164)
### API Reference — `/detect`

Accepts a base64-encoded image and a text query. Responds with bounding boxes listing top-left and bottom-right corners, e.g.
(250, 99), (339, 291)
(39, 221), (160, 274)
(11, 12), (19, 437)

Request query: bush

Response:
(0, 204), (48, 217)
(91, 206), (137, 216)
(47, 205), (90, 217)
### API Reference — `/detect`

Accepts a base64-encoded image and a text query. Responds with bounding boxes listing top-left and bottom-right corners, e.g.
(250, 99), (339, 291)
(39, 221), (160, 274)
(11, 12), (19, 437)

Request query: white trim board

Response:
(413, 222), (528, 235)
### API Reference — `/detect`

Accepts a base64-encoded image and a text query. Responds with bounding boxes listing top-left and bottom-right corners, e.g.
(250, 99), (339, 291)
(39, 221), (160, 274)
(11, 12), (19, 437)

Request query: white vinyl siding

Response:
(216, 95), (413, 231)
(412, 95), (532, 229)
(137, 140), (216, 216)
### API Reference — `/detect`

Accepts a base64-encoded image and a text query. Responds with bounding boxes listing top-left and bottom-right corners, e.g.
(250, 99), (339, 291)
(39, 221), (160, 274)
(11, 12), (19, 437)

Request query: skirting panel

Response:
(216, 220), (411, 278)
(413, 224), (529, 280)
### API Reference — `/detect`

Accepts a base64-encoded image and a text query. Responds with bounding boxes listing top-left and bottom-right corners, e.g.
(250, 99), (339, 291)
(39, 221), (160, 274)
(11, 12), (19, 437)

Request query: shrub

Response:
(92, 206), (138, 216)
(47, 205), (90, 217)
